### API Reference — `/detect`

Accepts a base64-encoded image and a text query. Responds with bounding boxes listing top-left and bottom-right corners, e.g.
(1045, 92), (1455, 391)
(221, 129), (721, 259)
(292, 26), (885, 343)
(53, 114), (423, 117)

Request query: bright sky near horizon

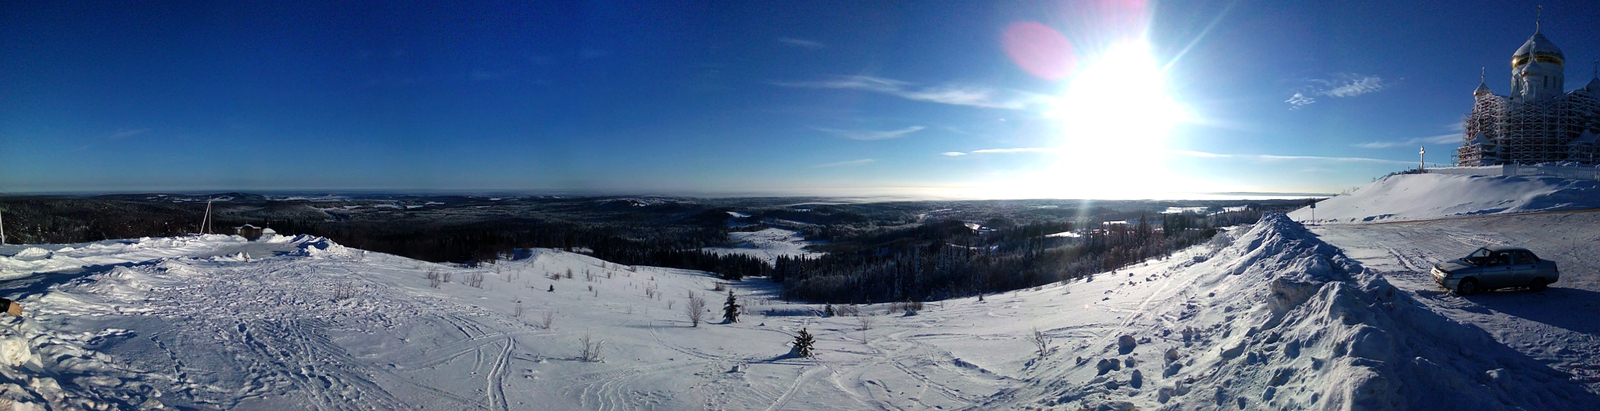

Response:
(3, 1), (1598, 199)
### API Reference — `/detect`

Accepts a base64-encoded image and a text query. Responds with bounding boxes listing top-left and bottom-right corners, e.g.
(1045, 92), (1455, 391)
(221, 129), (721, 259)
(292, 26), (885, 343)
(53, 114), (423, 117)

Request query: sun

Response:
(1038, 41), (1190, 199)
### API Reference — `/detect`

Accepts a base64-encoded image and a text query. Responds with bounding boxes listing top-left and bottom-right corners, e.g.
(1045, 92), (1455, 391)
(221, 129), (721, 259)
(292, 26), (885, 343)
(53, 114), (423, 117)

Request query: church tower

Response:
(1509, 20), (1565, 102)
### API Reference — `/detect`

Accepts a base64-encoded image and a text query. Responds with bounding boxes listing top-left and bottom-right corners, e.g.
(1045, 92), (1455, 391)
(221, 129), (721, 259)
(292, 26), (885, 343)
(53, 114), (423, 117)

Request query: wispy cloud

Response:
(1168, 149), (1413, 165)
(970, 148), (1055, 154)
(814, 126), (925, 140)
(1354, 133), (1460, 149)
(1323, 75), (1387, 97)
(773, 75), (1050, 110)
(778, 37), (825, 49)
(811, 159), (875, 168)
(942, 147), (1057, 156)
(1286, 92), (1315, 109)
(109, 129), (151, 140)
(1286, 73), (1391, 109)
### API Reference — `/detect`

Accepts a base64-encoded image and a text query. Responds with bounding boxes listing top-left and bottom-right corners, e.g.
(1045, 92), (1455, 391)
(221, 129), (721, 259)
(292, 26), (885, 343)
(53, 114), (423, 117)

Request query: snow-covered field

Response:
(700, 228), (822, 264)
(0, 173), (1596, 409)
(1288, 173), (1600, 223)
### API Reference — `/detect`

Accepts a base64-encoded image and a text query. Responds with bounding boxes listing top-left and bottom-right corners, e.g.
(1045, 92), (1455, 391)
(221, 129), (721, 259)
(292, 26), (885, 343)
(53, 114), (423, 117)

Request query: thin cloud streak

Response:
(778, 37), (826, 49)
(109, 129), (151, 140)
(1286, 73), (1390, 109)
(772, 75), (1050, 110)
(1168, 149), (1413, 165)
(811, 159), (875, 168)
(814, 126), (926, 140)
(1354, 134), (1460, 149)
(943, 147), (1057, 156)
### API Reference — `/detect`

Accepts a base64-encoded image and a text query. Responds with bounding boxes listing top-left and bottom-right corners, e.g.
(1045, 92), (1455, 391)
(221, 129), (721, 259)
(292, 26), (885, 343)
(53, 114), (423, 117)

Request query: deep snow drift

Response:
(985, 214), (1596, 409)
(0, 215), (1594, 409)
(1287, 173), (1600, 223)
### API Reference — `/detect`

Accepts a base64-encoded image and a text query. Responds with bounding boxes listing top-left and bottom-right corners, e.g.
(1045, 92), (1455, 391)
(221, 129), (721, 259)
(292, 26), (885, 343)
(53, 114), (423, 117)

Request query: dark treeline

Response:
(1, 196), (1301, 304)
(264, 217), (772, 279)
(768, 209), (1262, 303)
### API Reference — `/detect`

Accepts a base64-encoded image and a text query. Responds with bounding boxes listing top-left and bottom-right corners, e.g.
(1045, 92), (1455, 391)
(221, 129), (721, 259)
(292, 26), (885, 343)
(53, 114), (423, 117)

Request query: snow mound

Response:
(1012, 214), (1594, 409)
(1289, 173), (1600, 223)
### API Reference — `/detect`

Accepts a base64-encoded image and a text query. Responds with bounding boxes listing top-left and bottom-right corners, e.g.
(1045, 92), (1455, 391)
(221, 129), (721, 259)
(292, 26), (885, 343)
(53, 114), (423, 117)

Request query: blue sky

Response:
(3, 1), (1598, 198)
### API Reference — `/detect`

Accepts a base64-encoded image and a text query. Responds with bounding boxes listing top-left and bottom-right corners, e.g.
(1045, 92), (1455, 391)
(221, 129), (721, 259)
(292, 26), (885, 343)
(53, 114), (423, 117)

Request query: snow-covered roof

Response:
(1469, 132), (1494, 146)
(1473, 81), (1493, 96)
(1569, 130), (1599, 146)
(1513, 32), (1563, 60)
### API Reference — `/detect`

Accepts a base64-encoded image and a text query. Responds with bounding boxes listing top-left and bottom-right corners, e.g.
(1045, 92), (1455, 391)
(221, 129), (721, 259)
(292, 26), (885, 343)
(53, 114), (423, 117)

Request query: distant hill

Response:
(1288, 173), (1600, 223)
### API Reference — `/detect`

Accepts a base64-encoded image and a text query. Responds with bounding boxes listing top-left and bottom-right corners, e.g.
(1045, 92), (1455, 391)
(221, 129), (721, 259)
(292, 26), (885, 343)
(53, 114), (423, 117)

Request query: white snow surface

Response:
(1288, 173), (1600, 223)
(700, 228), (822, 264)
(0, 213), (1594, 409)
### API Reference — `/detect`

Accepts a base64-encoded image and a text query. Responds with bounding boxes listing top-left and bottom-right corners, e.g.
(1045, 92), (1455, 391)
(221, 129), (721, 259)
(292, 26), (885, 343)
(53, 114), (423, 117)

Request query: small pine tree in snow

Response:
(824, 303), (834, 317)
(792, 328), (815, 357)
(722, 290), (740, 323)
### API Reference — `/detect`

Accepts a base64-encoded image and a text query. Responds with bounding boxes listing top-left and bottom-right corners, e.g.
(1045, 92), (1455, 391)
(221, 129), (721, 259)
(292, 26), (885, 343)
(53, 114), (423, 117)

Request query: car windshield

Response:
(1465, 248), (1493, 265)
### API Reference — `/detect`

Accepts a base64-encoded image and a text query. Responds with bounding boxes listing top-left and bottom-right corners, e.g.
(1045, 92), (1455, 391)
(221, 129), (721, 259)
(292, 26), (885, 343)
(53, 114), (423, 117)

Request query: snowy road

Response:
(1312, 211), (1600, 393)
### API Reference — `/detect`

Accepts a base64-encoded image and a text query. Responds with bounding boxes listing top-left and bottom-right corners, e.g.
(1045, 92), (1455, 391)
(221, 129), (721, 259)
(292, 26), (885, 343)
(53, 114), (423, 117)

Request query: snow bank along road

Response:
(1312, 211), (1600, 394)
(1, 212), (1598, 409)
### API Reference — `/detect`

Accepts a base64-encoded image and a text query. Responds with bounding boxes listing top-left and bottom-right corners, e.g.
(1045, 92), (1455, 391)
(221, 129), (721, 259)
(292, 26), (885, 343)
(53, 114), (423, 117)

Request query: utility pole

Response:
(201, 198), (213, 235)
(1420, 146), (1426, 171)
(1, 208), (6, 245)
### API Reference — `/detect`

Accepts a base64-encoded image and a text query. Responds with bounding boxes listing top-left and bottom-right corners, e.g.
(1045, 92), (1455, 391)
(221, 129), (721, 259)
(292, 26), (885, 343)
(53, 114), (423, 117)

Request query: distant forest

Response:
(0, 195), (1303, 303)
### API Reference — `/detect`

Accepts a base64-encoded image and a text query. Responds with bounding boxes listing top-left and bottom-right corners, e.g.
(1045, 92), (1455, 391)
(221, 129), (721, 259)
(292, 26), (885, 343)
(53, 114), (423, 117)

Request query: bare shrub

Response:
(467, 272), (485, 288)
(667, 300), (675, 310)
(579, 334), (604, 362)
(565, 268), (573, 279)
(426, 270), (442, 288)
(514, 301), (525, 318)
(890, 301), (923, 315)
(644, 284), (658, 299)
(542, 311), (556, 329)
(713, 282), (727, 292)
(836, 304), (860, 316)
(442, 271), (454, 283)
(1031, 327), (1053, 357)
(857, 315), (872, 331)
(686, 292), (707, 327)
(585, 270), (596, 282)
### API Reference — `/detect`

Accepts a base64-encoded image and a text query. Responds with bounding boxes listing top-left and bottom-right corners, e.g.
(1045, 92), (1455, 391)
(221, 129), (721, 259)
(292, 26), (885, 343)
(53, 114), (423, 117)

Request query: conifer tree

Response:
(722, 290), (741, 323)
(793, 328), (815, 357)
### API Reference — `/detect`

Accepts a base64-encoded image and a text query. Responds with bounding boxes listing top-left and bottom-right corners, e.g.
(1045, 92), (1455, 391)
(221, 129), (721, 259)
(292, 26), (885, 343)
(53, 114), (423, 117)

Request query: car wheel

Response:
(1529, 278), (1548, 292)
(1456, 278), (1479, 295)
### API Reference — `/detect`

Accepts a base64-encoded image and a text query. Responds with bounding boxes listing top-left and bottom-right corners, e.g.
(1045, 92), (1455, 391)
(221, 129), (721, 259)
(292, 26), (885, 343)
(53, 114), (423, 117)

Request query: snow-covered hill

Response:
(1287, 173), (1600, 223)
(0, 213), (1596, 409)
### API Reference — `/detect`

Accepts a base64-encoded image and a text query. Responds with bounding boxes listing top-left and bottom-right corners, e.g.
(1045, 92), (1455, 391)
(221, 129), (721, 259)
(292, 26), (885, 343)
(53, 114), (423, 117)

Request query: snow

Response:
(700, 228), (822, 264)
(1288, 173), (1600, 223)
(0, 184), (1597, 408)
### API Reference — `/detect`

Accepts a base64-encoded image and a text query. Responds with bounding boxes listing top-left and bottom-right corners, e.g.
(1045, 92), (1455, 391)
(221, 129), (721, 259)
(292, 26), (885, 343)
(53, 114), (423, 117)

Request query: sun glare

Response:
(1033, 41), (1189, 199)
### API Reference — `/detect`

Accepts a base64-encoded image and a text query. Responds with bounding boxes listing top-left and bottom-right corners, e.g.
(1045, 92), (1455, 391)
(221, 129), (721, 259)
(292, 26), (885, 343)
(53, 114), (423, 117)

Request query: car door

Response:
(1484, 252), (1515, 287)
(1510, 250), (1538, 284)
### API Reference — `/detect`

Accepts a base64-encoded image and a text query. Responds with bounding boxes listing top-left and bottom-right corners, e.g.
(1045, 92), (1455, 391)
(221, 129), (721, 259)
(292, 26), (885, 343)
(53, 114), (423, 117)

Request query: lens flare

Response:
(1002, 22), (1076, 80)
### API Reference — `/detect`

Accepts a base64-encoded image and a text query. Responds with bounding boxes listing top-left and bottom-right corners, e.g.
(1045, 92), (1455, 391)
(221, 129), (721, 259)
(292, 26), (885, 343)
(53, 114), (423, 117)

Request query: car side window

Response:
(1514, 251), (1537, 264)
(1493, 253), (1510, 266)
